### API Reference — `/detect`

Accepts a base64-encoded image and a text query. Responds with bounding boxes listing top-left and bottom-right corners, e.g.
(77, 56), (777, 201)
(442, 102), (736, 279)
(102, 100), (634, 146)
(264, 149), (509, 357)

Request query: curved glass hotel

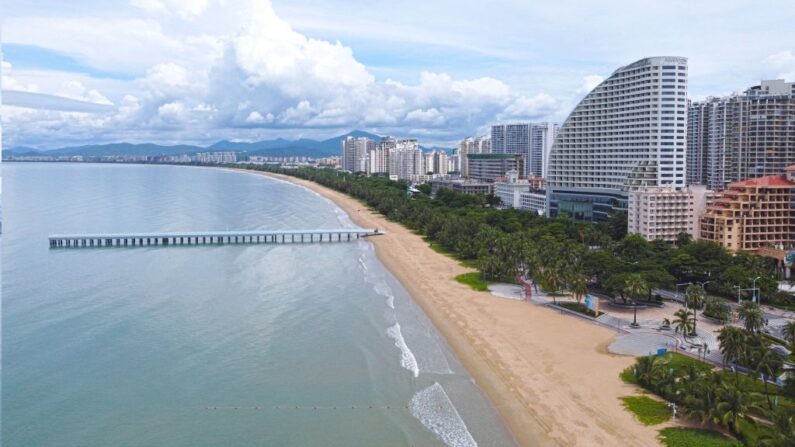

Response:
(547, 57), (688, 221)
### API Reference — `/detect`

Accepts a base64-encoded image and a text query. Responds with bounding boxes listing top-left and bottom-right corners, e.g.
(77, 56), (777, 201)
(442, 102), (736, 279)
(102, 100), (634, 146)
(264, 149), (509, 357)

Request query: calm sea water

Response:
(2, 163), (515, 447)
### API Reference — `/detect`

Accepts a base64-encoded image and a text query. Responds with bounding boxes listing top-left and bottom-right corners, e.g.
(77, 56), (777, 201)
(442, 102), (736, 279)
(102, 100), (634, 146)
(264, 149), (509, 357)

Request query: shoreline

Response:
(234, 168), (661, 446)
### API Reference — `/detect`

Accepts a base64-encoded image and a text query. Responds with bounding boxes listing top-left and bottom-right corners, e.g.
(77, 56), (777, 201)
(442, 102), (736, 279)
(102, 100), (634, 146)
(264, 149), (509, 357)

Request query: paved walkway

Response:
(489, 283), (725, 364)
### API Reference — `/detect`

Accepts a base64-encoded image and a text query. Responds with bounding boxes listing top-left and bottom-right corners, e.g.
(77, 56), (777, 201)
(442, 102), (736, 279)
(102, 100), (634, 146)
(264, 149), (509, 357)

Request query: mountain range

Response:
(4, 130), (417, 158)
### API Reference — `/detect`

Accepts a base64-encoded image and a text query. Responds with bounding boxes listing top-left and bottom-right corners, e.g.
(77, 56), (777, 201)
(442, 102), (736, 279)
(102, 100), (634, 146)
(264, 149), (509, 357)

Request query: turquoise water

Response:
(2, 163), (515, 447)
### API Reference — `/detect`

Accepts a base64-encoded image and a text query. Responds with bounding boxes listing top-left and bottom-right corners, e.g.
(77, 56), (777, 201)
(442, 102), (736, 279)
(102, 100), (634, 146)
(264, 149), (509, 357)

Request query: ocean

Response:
(2, 162), (515, 446)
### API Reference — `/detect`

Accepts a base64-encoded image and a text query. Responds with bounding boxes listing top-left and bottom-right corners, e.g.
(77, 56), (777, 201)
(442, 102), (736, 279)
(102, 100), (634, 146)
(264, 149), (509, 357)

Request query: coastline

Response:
(241, 169), (661, 446)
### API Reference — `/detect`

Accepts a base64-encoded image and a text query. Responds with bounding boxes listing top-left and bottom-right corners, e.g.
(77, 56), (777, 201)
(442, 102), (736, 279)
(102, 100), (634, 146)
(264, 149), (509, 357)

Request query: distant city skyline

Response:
(2, 0), (794, 149)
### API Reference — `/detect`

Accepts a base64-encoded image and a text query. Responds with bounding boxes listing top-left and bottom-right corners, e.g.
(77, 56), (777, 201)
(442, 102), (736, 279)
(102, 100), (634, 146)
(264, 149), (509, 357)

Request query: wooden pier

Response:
(49, 229), (383, 248)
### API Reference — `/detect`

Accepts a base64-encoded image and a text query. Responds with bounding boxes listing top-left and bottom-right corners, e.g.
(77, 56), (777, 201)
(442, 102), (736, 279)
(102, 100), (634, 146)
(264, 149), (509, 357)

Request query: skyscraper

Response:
(547, 56), (688, 221)
(491, 123), (557, 178)
(688, 79), (795, 190)
(340, 136), (374, 172)
(388, 139), (421, 180)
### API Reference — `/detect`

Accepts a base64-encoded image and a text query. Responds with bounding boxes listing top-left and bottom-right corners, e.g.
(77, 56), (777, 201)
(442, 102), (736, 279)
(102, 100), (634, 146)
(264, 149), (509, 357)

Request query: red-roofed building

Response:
(700, 167), (795, 262)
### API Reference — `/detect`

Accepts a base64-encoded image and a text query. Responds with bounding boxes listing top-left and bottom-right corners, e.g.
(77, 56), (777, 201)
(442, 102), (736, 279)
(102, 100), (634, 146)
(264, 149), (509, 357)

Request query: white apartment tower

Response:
(547, 57), (688, 221)
(388, 139), (421, 180)
(491, 123), (558, 178)
(340, 136), (374, 172)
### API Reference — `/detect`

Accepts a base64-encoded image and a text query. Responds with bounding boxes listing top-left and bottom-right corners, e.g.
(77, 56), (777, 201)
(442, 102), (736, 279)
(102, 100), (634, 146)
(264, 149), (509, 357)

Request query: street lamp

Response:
(751, 276), (761, 303)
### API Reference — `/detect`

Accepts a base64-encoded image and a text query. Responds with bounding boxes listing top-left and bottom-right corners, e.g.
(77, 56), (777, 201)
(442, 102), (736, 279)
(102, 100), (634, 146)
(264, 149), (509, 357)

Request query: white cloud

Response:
(581, 75), (605, 93)
(3, 0), (572, 148)
(764, 51), (795, 81)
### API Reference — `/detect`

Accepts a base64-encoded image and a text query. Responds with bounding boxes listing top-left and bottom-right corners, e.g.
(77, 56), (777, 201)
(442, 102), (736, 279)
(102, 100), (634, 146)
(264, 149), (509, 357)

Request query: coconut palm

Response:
(685, 283), (706, 310)
(755, 348), (784, 409)
(685, 283), (706, 336)
(673, 309), (695, 337)
(633, 354), (668, 387)
(782, 320), (795, 351)
(570, 274), (588, 305)
(738, 301), (766, 333)
(718, 326), (747, 374)
(684, 378), (720, 426)
(715, 386), (761, 434)
(758, 411), (795, 446)
(625, 274), (648, 328)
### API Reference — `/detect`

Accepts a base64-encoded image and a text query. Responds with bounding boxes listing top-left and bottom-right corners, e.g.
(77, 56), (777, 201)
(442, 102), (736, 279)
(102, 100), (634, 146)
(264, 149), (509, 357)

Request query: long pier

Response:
(49, 229), (383, 248)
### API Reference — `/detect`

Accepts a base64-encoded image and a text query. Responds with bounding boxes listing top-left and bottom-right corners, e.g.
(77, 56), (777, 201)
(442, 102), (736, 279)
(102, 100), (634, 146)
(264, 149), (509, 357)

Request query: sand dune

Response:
(258, 171), (659, 446)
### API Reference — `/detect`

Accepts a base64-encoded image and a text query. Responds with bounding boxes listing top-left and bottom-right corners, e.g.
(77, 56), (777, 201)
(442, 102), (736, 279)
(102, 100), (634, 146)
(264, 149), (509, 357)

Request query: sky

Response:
(1, 0), (794, 149)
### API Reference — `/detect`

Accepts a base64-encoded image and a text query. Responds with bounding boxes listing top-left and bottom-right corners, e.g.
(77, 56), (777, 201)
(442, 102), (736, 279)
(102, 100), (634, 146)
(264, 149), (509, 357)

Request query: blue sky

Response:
(2, 0), (794, 149)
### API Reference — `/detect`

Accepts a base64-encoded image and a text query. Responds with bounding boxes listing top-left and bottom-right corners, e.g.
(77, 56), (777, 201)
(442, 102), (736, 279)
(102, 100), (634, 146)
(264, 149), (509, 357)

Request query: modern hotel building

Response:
(546, 57), (688, 221)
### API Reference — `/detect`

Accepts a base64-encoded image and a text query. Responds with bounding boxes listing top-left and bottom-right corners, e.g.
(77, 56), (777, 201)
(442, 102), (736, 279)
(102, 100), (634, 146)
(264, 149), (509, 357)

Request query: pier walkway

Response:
(49, 229), (383, 248)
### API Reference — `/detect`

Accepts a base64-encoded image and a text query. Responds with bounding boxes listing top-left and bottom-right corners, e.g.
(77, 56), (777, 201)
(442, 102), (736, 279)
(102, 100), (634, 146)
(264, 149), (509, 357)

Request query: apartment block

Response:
(491, 122), (557, 178)
(466, 153), (524, 182)
(700, 167), (795, 252)
(628, 185), (710, 243)
(687, 79), (795, 190)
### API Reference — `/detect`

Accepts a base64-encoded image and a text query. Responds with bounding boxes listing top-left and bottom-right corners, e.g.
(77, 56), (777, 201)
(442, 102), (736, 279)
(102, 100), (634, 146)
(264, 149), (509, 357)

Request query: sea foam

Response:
(409, 383), (478, 447)
(386, 322), (419, 378)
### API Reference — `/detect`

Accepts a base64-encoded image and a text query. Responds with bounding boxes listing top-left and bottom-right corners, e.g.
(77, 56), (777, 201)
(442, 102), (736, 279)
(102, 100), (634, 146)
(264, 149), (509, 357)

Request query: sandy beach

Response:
(253, 170), (660, 446)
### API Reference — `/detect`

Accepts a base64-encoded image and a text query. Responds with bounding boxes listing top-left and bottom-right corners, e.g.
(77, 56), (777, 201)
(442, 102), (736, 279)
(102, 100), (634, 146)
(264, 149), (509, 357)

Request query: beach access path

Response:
(254, 170), (662, 447)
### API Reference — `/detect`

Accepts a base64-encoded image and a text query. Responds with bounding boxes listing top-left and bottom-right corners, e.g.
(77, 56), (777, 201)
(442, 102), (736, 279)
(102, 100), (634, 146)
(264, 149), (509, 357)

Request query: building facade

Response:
(388, 139), (421, 180)
(491, 122), (557, 178)
(700, 167), (795, 252)
(340, 136), (374, 172)
(466, 153), (525, 182)
(687, 79), (795, 190)
(547, 56), (688, 221)
(431, 178), (494, 196)
(628, 185), (710, 242)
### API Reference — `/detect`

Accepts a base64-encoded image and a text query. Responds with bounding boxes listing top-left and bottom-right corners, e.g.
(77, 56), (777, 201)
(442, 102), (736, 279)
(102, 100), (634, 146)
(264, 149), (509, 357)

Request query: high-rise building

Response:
(547, 56), (688, 221)
(491, 123), (557, 178)
(432, 151), (449, 175)
(388, 139), (421, 180)
(688, 79), (795, 190)
(340, 136), (374, 172)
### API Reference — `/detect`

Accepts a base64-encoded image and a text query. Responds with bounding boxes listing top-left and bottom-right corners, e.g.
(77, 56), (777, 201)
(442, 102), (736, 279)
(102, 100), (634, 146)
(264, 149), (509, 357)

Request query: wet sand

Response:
(253, 170), (660, 446)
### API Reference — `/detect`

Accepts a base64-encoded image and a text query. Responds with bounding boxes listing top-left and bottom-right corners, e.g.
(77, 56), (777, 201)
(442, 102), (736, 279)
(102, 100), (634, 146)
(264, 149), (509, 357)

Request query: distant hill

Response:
(5, 130), (385, 158)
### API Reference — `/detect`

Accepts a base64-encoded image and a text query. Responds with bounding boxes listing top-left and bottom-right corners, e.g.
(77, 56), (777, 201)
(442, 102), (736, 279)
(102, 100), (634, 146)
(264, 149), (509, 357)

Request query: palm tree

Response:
(673, 309), (695, 337)
(570, 274), (588, 305)
(758, 411), (795, 446)
(685, 283), (705, 310)
(782, 321), (795, 352)
(755, 348), (784, 410)
(685, 283), (706, 336)
(684, 378), (719, 426)
(738, 301), (766, 333)
(718, 327), (747, 375)
(625, 274), (648, 328)
(715, 385), (761, 435)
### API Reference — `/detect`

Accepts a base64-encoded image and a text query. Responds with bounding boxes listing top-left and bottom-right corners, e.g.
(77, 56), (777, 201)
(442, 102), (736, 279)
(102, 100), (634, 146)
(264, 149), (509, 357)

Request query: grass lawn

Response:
(556, 301), (602, 317)
(665, 352), (714, 375)
(455, 272), (489, 292)
(657, 428), (741, 447)
(620, 366), (638, 384)
(620, 396), (670, 425)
